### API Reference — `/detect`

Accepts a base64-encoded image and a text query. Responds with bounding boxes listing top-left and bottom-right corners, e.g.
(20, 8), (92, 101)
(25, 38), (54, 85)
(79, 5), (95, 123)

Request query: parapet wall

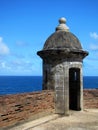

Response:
(0, 89), (98, 128)
(83, 89), (98, 108)
(0, 90), (54, 128)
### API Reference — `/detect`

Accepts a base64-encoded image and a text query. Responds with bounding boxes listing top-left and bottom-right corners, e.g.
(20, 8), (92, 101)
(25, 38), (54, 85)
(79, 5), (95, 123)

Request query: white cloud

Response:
(0, 37), (10, 55)
(89, 32), (98, 51)
(0, 57), (41, 75)
(90, 32), (98, 40)
(89, 43), (98, 50)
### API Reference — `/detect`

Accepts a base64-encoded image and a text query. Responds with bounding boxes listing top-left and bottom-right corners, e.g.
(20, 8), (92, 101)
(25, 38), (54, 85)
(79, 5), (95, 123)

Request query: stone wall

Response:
(0, 89), (98, 128)
(83, 89), (98, 109)
(0, 90), (54, 128)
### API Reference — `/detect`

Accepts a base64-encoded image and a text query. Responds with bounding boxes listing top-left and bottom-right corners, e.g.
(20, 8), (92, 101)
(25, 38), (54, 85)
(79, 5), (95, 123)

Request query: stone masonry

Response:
(37, 17), (88, 115)
(0, 89), (98, 128)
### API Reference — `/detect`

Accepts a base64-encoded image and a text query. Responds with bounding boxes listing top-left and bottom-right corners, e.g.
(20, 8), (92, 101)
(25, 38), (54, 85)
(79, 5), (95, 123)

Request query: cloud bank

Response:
(0, 37), (41, 75)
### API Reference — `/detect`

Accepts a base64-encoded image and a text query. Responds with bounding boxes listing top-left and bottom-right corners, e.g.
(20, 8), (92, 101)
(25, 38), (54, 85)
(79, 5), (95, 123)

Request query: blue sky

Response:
(0, 0), (98, 76)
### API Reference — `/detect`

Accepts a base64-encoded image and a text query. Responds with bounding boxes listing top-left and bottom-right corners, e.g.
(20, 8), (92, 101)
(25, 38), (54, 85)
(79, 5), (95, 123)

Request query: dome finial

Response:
(56, 17), (69, 32)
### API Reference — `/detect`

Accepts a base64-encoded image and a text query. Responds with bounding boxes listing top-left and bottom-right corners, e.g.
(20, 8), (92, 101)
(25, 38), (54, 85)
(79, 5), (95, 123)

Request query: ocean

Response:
(0, 76), (98, 95)
(0, 76), (42, 95)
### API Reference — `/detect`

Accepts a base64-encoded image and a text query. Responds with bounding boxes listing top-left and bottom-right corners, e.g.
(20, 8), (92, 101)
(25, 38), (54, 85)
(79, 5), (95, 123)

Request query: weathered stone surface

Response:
(37, 17), (88, 115)
(0, 90), (98, 128)
(43, 31), (82, 50)
(0, 91), (54, 128)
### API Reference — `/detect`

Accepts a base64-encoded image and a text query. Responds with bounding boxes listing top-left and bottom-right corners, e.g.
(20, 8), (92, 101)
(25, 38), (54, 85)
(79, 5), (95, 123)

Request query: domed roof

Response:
(43, 17), (82, 50)
(37, 17), (88, 59)
(43, 31), (82, 50)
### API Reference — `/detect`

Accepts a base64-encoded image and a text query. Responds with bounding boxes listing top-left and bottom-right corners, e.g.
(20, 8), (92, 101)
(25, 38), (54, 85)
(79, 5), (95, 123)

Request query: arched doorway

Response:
(69, 68), (81, 110)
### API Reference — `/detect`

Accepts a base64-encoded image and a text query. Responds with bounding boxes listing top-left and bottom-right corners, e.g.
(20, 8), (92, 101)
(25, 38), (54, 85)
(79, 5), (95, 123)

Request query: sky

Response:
(0, 0), (98, 76)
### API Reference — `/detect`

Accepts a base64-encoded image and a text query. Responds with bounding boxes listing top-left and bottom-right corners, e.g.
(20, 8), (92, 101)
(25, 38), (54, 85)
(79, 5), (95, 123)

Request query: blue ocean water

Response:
(0, 76), (42, 95)
(83, 76), (98, 89)
(0, 76), (98, 95)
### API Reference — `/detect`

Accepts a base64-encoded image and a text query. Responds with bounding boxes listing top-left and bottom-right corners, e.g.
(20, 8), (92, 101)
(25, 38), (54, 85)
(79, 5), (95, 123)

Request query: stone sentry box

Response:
(37, 17), (88, 115)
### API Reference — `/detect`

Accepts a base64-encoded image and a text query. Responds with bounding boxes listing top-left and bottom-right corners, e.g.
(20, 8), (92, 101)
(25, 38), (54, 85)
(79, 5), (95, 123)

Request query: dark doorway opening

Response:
(69, 68), (81, 110)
